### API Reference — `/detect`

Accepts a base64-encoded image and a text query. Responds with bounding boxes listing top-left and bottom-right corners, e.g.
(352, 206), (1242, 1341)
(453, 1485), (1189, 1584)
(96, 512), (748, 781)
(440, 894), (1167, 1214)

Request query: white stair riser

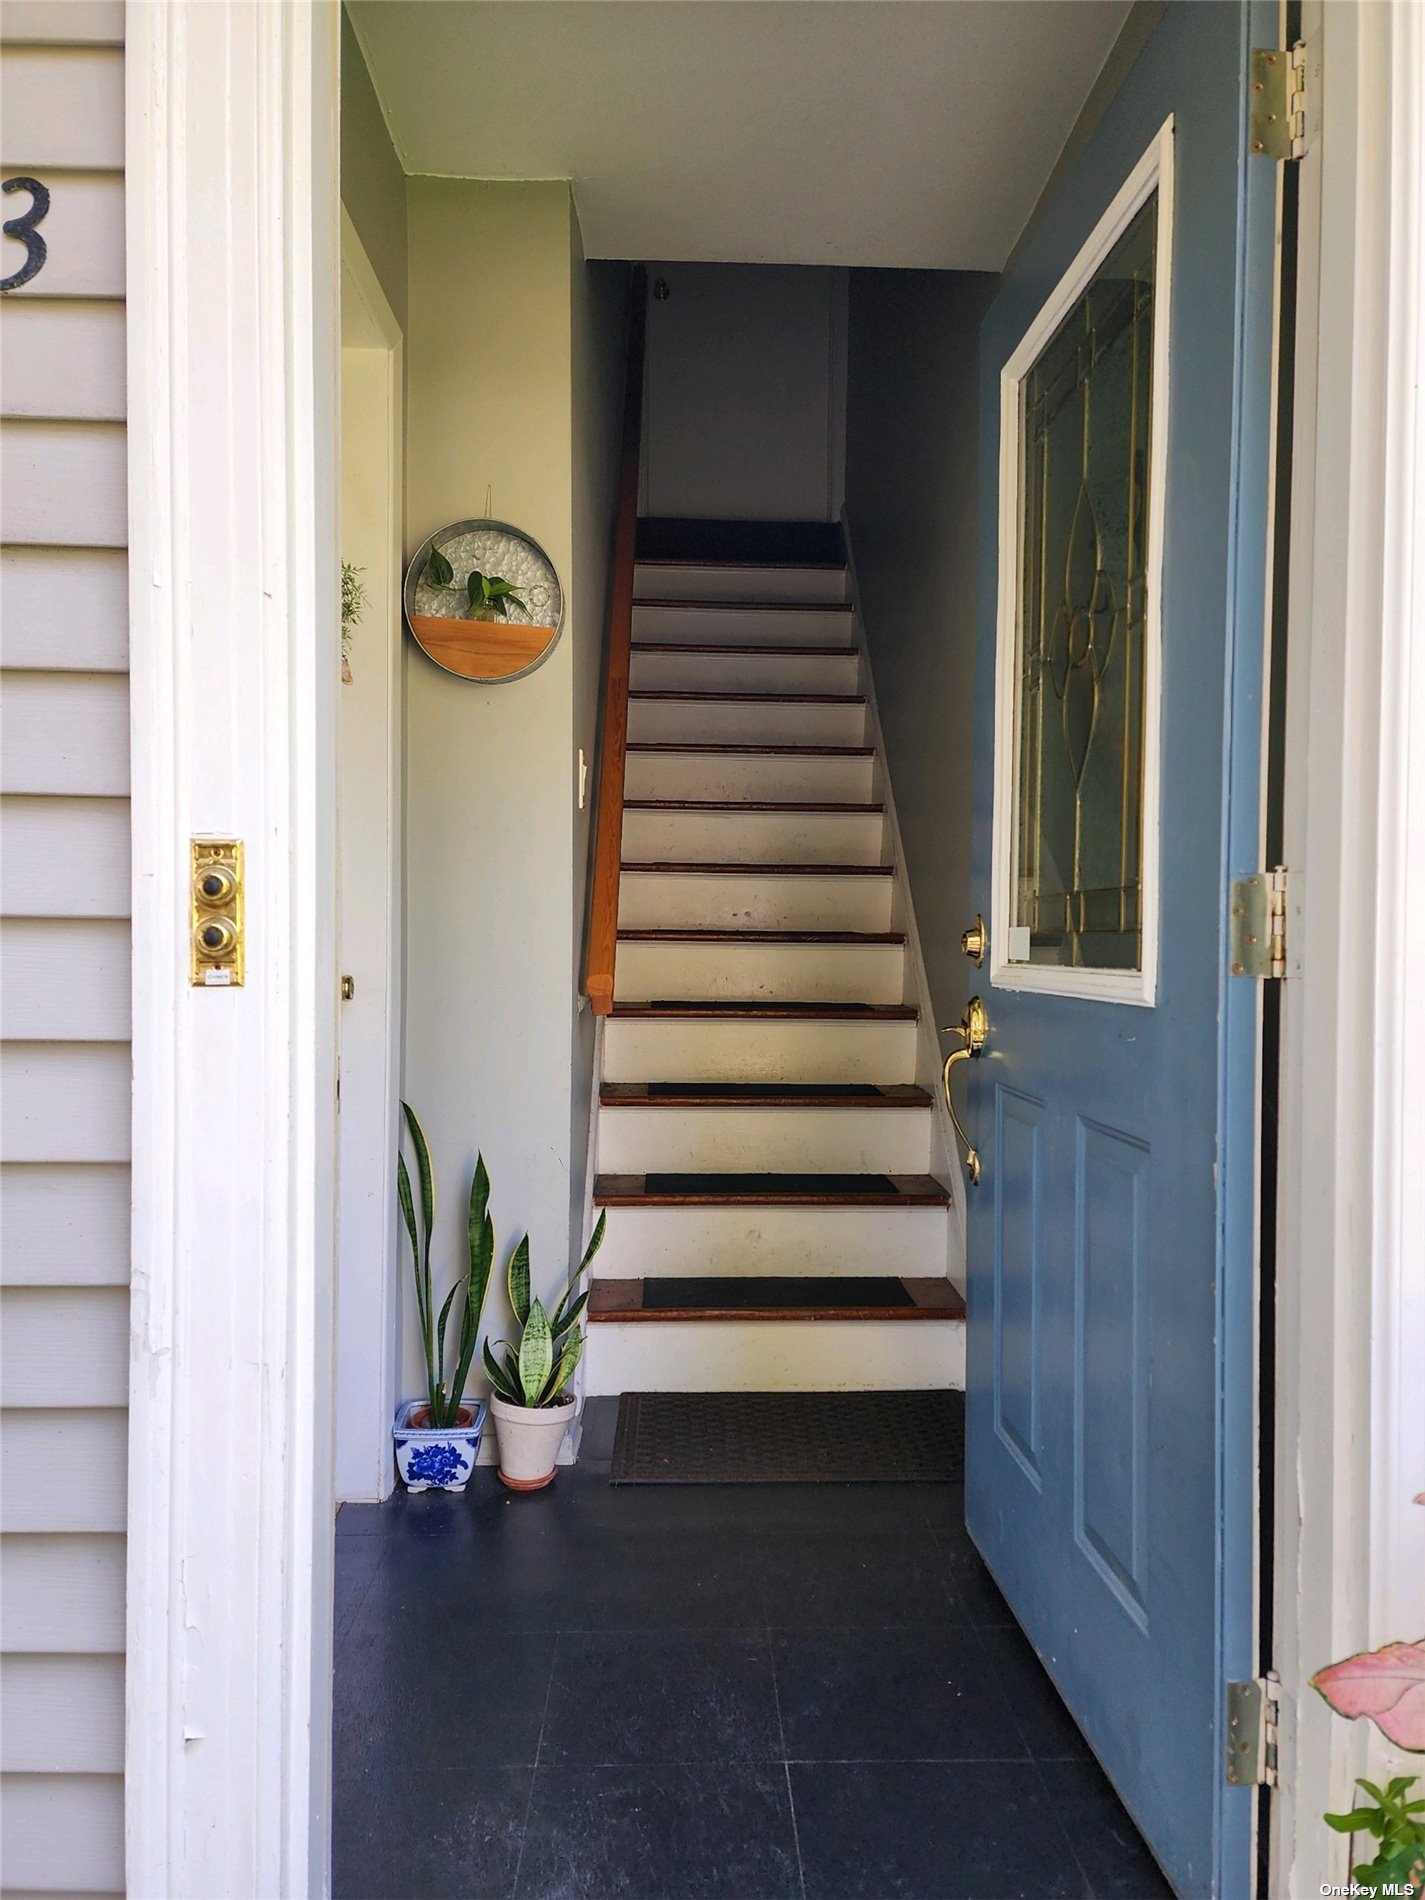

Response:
(634, 564), (848, 604)
(631, 649), (860, 694)
(598, 1104), (933, 1174)
(617, 871), (893, 932)
(602, 1016), (917, 1083)
(621, 808), (886, 866)
(585, 1317), (965, 1394)
(631, 603), (855, 646)
(615, 939), (905, 1004)
(628, 698), (866, 747)
(625, 752), (874, 803)
(592, 1202), (952, 1277)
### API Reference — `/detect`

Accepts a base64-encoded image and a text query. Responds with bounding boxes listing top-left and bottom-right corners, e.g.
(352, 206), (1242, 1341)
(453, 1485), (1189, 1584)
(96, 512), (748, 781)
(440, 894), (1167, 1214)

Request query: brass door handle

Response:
(961, 914), (986, 967)
(941, 995), (989, 1187)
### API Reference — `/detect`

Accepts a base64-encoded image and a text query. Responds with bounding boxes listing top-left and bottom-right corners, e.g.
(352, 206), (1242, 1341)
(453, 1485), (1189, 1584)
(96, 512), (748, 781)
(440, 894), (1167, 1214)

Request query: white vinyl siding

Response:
(1, 7), (128, 1894)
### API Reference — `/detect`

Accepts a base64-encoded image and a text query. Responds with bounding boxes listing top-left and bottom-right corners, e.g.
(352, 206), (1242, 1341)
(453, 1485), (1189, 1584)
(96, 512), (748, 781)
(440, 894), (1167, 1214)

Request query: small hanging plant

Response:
(341, 562), (368, 683)
(424, 546), (527, 622)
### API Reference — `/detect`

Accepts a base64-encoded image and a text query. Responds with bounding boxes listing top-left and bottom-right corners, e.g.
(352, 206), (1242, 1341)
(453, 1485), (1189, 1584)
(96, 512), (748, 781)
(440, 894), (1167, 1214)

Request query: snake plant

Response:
(396, 1103), (496, 1427)
(482, 1213), (606, 1407)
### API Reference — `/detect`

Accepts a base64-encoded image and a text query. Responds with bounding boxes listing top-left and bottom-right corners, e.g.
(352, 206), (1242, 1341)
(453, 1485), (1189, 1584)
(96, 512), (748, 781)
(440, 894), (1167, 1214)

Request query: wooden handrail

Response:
(586, 264), (648, 1015)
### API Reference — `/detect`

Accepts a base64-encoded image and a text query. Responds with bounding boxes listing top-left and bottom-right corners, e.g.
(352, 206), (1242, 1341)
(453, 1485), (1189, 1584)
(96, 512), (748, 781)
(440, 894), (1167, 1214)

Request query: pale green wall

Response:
(844, 269), (996, 1042)
(340, 7), (407, 331)
(402, 178), (626, 1392)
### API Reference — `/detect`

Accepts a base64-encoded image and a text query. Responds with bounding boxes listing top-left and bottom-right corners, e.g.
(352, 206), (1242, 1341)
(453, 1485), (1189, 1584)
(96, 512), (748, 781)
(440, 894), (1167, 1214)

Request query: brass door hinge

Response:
(1230, 868), (1288, 979)
(1250, 43), (1309, 160)
(1226, 1675), (1280, 1786)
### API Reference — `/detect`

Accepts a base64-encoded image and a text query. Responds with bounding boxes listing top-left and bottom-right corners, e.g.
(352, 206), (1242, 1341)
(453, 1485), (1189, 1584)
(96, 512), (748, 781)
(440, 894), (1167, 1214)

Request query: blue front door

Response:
(963, 7), (1277, 1897)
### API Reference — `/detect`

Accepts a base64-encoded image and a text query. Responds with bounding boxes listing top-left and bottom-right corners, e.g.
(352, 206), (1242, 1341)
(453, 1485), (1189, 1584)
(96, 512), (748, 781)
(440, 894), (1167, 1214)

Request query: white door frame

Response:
(336, 209), (404, 1501)
(1270, 4), (1425, 1894)
(125, 2), (340, 1894)
(120, 1), (1425, 1893)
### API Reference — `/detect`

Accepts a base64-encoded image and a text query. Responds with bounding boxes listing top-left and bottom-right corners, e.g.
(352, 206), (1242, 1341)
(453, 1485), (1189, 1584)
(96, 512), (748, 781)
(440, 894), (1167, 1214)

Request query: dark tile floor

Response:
(333, 1445), (1173, 1900)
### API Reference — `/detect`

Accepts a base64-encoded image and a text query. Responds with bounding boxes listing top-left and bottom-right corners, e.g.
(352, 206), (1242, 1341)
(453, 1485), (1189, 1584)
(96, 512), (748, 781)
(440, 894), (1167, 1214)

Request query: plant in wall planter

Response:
(424, 547), (527, 622)
(482, 1212), (606, 1492)
(392, 1104), (496, 1492)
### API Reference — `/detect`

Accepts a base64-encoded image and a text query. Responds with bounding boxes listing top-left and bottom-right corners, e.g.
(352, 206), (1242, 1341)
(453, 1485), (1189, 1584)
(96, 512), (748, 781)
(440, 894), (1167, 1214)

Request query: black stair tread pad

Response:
(642, 1276), (915, 1311)
(643, 1171), (898, 1195)
(610, 1388), (964, 1484)
(645, 999), (898, 1014)
(644, 1081), (882, 1098)
(635, 518), (845, 567)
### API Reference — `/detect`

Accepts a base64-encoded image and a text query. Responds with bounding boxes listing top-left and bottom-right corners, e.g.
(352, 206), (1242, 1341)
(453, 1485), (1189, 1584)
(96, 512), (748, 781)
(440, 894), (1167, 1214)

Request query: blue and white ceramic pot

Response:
(392, 1398), (486, 1492)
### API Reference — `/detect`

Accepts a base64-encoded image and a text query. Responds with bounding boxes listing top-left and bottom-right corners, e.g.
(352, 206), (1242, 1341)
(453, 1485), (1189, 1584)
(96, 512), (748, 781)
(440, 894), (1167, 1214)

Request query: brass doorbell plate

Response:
(191, 839), (244, 987)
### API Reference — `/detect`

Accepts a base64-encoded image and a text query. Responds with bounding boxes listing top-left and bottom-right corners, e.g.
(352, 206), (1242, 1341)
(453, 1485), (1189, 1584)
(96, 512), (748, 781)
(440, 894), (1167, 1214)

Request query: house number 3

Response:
(1, 177), (51, 291)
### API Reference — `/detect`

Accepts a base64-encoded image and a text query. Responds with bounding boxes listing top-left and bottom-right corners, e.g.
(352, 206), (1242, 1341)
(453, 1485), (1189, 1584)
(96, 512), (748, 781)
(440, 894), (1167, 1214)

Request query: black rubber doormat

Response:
(610, 1389), (964, 1484)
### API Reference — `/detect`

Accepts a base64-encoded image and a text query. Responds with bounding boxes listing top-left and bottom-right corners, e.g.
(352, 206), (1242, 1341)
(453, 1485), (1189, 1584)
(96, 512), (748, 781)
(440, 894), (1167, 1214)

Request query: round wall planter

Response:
(392, 1398), (486, 1492)
(490, 1393), (575, 1492)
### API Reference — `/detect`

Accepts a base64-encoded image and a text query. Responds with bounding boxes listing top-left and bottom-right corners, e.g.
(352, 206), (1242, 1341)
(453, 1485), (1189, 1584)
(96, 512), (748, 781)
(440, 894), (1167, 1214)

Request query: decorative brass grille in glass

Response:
(1011, 195), (1157, 972)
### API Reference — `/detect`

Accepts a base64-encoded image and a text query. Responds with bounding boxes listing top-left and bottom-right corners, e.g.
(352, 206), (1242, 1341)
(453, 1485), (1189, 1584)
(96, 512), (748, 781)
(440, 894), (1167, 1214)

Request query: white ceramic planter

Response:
(392, 1398), (485, 1492)
(490, 1393), (575, 1491)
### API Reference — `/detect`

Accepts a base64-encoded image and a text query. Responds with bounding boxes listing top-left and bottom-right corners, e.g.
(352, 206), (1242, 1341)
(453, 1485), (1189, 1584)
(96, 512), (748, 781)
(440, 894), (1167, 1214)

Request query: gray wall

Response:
(642, 263), (847, 521)
(0, 4), (129, 1891)
(844, 269), (997, 1034)
(341, 5), (407, 331)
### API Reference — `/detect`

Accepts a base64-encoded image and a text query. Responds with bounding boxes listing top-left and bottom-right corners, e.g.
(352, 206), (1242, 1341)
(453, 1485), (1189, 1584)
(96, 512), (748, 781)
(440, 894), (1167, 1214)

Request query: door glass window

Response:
(1011, 195), (1157, 974)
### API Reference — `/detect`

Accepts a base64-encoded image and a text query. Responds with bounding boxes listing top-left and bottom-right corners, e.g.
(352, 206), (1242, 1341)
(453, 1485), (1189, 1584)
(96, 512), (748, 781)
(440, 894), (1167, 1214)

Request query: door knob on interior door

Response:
(961, 914), (987, 966)
(941, 995), (989, 1187)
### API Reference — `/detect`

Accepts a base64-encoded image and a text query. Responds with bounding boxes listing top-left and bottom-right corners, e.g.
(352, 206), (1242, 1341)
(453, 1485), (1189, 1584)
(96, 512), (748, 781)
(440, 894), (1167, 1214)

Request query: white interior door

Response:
(336, 214), (403, 1500)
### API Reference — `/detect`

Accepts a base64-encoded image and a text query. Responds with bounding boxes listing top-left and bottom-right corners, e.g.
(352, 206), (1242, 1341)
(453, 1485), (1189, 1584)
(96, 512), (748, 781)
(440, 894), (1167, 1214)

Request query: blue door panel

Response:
(964, 5), (1275, 1896)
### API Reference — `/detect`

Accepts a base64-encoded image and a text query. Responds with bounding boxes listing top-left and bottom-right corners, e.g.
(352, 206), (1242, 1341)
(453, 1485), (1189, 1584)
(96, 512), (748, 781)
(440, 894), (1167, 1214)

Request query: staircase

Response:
(585, 534), (965, 1395)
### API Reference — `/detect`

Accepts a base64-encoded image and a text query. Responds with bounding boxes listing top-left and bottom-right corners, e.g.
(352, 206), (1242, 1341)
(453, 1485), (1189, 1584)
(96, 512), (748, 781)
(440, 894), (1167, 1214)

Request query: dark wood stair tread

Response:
(590, 1274), (963, 1323)
(616, 929), (905, 943)
(594, 1171), (951, 1207)
(624, 799), (883, 813)
(601, 1082), (932, 1108)
(620, 861), (893, 876)
(610, 1000), (915, 1019)
(626, 742), (872, 757)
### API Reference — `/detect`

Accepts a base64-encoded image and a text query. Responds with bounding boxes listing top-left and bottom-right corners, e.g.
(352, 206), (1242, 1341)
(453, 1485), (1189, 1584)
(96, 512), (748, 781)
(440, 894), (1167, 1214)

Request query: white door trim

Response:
(1272, 5), (1425, 1894)
(336, 208), (404, 1501)
(989, 119), (1172, 1009)
(125, 2), (340, 1893)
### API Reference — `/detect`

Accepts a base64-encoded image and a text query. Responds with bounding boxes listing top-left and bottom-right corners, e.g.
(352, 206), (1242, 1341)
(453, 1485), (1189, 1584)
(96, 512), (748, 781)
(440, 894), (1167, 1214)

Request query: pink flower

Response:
(1312, 1642), (1425, 1752)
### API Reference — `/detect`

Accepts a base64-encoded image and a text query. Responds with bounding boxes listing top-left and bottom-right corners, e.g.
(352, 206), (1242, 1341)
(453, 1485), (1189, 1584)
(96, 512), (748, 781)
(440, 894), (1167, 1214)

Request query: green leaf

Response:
(448, 1153), (495, 1416)
(485, 577), (516, 596)
(518, 1300), (554, 1405)
(466, 570), (484, 608)
(579, 1211), (608, 1276)
(551, 1287), (589, 1343)
(400, 1103), (439, 1419)
(435, 1281), (462, 1417)
(482, 1335), (521, 1404)
(426, 546), (453, 588)
(541, 1332), (583, 1404)
(490, 597), (508, 618)
(507, 1233), (531, 1327)
(1327, 1810), (1387, 1834)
